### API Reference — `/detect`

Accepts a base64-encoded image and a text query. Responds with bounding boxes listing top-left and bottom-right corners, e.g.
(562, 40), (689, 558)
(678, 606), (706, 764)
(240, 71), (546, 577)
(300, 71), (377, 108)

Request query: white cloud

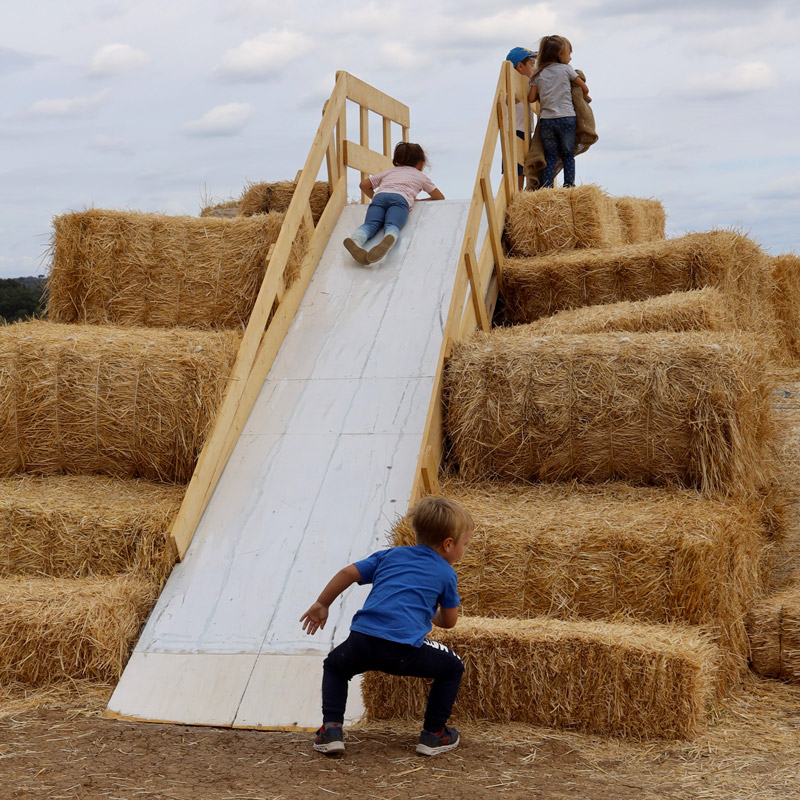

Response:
(26, 89), (110, 117)
(90, 43), (151, 76)
(379, 42), (430, 70)
(756, 174), (800, 201)
(90, 133), (134, 154)
(452, 6), (558, 45)
(213, 29), (312, 80)
(182, 102), (253, 136)
(681, 61), (778, 99)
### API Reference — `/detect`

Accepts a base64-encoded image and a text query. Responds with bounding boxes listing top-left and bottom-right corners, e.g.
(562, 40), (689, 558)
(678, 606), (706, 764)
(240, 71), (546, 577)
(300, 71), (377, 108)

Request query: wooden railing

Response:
(170, 71), (410, 558)
(409, 60), (531, 502)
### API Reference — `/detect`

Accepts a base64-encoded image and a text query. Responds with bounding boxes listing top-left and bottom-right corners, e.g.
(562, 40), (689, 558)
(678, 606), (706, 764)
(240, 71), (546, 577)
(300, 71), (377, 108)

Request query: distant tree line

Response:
(0, 277), (46, 323)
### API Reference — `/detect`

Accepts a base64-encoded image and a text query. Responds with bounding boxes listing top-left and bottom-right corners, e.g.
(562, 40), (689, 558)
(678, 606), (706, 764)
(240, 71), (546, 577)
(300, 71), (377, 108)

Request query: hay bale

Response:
(47, 209), (307, 328)
(199, 200), (240, 218)
(501, 231), (770, 328)
(505, 185), (625, 256)
(0, 475), (181, 582)
(746, 585), (800, 682)
(445, 330), (775, 497)
(769, 254), (800, 364)
(362, 616), (717, 739)
(238, 180), (330, 225)
(524, 288), (734, 336)
(615, 196), (666, 243)
(394, 479), (765, 689)
(0, 320), (240, 482)
(0, 574), (156, 685)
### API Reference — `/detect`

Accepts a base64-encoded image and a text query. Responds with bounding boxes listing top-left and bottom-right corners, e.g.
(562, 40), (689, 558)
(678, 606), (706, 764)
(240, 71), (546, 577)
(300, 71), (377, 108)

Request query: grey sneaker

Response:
(415, 725), (460, 756)
(366, 234), (396, 263)
(314, 723), (345, 755)
(343, 238), (369, 265)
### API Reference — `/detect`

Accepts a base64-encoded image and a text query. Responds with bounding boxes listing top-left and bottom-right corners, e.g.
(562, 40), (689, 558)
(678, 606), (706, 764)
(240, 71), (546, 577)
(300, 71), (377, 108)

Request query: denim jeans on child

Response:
(539, 116), (577, 188)
(352, 192), (410, 244)
(322, 630), (464, 731)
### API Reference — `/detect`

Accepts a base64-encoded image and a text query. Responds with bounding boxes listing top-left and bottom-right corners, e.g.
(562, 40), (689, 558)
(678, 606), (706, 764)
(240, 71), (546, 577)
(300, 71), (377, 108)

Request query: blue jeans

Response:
(539, 116), (576, 188)
(352, 192), (410, 244)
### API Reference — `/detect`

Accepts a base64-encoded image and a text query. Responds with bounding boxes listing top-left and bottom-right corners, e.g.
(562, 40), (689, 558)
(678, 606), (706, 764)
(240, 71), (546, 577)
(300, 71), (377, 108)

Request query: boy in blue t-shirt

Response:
(300, 496), (474, 757)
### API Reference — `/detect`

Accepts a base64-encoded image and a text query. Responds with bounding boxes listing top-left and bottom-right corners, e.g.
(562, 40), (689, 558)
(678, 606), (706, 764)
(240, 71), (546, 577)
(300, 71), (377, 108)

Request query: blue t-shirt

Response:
(350, 545), (460, 647)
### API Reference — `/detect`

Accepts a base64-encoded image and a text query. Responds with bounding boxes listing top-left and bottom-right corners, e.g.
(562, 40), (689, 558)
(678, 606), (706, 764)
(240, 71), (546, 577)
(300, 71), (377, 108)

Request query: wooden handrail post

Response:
(464, 241), (491, 332)
(480, 175), (505, 289)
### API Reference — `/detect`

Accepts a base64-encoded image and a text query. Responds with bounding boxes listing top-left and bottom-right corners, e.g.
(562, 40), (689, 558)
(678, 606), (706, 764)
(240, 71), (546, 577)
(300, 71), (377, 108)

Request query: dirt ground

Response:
(1, 674), (799, 800)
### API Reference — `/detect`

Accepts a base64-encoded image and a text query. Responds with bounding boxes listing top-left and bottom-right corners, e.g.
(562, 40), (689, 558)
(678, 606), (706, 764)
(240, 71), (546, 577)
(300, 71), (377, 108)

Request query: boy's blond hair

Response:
(408, 496), (474, 548)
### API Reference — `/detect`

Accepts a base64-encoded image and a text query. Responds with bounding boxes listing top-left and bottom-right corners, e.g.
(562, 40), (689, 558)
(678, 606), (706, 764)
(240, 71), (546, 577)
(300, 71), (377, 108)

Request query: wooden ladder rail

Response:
(170, 71), (410, 559)
(409, 61), (531, 503)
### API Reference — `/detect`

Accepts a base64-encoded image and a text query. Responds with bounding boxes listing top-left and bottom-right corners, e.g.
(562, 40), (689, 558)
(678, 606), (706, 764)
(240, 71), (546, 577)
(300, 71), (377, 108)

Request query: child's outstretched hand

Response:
(300, 602), (329, 635)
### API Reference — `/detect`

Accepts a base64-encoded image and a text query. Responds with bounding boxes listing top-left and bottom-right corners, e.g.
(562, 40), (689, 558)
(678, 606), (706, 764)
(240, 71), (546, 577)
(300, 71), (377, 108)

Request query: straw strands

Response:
(0, 475), (181, 582)
(524, 288), (735, 337)
(444, 330), (775, 497)
(394, 479), (765, 689)
(500, 231), (770, 328)
(769, 254), (800, 364)
(199, 200), (239, 218)
(0, 321), (240, 482)
(746, 584), (800, 682)
(362, 616), (717, 739)
(47, 209), (307, 329)
(238, 180), (330, 225)
(0, 574), (157, 684)
(504, 186), (664, 256)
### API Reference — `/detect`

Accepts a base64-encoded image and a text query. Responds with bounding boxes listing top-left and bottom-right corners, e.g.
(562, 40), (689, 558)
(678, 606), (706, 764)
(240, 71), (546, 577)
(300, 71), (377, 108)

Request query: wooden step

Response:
(0, 575), (156, 685)
(362, 615), (717, 739)
(0, 475), (180, 581)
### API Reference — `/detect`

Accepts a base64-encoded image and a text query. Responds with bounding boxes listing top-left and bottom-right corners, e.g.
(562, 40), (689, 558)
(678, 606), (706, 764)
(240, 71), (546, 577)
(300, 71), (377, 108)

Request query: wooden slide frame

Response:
(170, 72), (410, 558)
(409, 60), (531, 503)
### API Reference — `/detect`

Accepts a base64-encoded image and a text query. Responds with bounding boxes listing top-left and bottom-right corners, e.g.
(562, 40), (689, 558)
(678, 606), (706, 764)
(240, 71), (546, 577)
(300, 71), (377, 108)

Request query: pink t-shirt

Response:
(369, 166), (437, 210)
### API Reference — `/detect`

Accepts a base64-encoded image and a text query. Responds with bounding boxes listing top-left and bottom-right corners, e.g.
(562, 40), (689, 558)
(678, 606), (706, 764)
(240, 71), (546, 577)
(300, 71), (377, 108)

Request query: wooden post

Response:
(360, 105), (369, 203)
(480, 175), (504, 289)
(464, 242), (490, 332)
(383, 117), (392, 157)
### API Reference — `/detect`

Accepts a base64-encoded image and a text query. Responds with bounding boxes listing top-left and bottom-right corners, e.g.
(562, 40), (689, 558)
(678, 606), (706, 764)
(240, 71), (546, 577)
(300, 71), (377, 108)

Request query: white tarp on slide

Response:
(108, 200), (469, 728)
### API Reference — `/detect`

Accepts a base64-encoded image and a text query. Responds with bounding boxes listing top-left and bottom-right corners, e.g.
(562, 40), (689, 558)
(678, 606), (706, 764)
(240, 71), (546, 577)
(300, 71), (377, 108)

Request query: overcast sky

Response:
(2, 0), (798, 280)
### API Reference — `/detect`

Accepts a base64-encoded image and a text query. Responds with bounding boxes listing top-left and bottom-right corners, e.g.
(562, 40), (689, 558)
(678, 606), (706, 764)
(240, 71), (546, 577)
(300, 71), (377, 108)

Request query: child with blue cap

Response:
(505, 47), (537, 189)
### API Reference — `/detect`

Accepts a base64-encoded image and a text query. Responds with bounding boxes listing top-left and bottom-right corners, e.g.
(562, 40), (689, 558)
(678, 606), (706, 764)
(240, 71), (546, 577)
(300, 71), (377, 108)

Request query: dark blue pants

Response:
(540, 116), (577, 188)
(322, 630), (464, 730)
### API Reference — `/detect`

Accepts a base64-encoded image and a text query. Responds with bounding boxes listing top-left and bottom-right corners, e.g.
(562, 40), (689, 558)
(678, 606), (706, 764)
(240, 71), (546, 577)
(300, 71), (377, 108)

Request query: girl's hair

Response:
(533, 35), (572, 76)
(393, 141), (427, 168)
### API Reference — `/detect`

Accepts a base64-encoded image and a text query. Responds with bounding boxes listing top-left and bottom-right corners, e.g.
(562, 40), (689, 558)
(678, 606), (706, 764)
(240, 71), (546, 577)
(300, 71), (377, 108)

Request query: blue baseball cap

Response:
(506, 47), (536, 67)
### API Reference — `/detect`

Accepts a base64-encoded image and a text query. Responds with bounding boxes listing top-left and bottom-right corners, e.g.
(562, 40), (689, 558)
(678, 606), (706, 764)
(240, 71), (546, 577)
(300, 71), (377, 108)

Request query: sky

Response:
(2, 0), (799, 280)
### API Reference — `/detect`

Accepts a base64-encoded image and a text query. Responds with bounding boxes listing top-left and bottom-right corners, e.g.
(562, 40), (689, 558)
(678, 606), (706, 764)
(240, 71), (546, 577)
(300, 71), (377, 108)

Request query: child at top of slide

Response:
(528, 35), (590, 188)
(343, 141), (444, 266)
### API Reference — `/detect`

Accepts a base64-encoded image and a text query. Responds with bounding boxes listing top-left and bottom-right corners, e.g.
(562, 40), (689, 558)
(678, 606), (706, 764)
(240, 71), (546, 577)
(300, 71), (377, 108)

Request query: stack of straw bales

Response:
(363, 616), (717, 739)
(746, 585), (800, 682)
(199, 199), (240, 218)
(0, 575), (157, 684)
(0, 475), (181, 583)
(47, 209), (307, 328)
(769, 254), (800, 363)
(444, 330), (774, 497)
(238, 180), (330, 224)
(500, 231), (770, 329)
(0, 321), (240, 483)
(504, 185), (665, 256)
(523, 287), (734, 336)
(392, 479), (766, 690)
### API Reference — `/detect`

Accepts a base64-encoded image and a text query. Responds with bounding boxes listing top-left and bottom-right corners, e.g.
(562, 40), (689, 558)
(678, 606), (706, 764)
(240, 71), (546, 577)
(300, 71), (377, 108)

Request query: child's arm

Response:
(300, 564), (362, 635)
(572, 76), (590, 102)
(432, 606), (459, 629)
(418, 188), (445, 202)
(359, 176), (375, 199)
(528, 83), (538, 104)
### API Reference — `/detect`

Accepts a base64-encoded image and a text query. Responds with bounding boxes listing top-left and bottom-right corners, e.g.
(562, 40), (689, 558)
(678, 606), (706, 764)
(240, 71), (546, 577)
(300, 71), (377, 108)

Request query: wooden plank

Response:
(343, 72), (410, 127)
(480, 175), (504, 288)
(382, 117), (392, 157)
(359, 105), (369, 202)
(343, 140), (394, 179)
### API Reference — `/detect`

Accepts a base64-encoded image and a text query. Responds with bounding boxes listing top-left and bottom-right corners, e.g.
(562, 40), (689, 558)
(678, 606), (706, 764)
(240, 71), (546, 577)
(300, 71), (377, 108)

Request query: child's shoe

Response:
(313, 722), (345, 755)
(343, 238), (369, 265)
(415, 725), (460, 756)
(366, 234), (396, 263)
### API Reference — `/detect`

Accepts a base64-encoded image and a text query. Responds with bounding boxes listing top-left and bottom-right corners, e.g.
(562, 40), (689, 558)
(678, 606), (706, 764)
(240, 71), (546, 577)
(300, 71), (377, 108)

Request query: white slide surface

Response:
(108, 200), (469, 728)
